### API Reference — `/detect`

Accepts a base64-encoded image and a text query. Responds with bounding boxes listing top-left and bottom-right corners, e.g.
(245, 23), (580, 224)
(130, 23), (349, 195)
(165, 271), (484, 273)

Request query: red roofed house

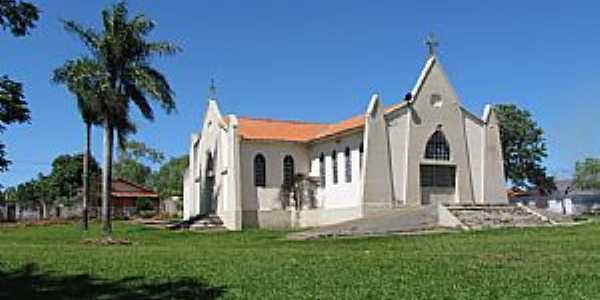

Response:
(111, 179), (159, 216)
(184, 48), (508, 230)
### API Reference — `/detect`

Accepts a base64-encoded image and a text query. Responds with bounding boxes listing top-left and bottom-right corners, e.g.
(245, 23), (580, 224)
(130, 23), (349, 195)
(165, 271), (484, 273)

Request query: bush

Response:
(135, 198), (154, 211)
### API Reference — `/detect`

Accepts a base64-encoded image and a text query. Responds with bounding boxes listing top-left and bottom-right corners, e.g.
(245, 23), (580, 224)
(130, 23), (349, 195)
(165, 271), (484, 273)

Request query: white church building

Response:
(183, 53), (507, 230)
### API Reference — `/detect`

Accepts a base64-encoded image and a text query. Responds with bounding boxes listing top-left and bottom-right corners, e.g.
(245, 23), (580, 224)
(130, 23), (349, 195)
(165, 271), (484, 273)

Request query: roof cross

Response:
(208, 78), (217, 100)
(425, 34), (439, 57)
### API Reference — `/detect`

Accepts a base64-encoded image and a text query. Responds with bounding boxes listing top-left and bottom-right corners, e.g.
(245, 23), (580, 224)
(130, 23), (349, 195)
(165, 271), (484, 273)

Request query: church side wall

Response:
(464, 113), (484, 203)
(183, 134), (199, 220)
(239, 140), (310, 228)
(307, 132), (364, 210)
(483, 110), (509, 204)
(386, 108), (410, 205)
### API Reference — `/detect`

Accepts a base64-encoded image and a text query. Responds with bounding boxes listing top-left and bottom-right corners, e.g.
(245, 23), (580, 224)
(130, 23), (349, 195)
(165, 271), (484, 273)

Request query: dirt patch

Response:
(82, 237), (134, 246)
(0, 219), (73, 228)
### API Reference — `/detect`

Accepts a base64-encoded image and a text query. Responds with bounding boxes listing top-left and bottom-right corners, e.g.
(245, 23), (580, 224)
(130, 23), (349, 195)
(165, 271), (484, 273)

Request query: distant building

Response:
(111, 179), (159, 217)
(184, 49), (507, 230)
(510, 179), (600, 215)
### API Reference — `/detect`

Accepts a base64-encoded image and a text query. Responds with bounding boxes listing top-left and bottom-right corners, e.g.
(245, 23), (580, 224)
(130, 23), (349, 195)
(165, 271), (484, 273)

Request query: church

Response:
(183, 48), (507, 230)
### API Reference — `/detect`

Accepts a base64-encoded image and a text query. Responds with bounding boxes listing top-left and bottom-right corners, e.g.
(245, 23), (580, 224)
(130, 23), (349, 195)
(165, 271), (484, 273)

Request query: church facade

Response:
(183, 55), (507, 230)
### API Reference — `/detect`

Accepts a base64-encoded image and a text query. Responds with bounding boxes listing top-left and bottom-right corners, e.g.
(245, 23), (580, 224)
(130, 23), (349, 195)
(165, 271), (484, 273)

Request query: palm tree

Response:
(53, 58), (105, 230)
(60, 1), (179, 234)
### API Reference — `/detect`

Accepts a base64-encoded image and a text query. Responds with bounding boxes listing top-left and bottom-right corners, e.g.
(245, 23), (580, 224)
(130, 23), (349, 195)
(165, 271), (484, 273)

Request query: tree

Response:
(117, 140), (165, 163)
(61, 1), (179, 234)
(114, 159), (152, 186)
(574, 158), (600, 190)
(47, 154), (100, 203)
(113, 140), (164, 186)
(0, 0), (39, 36)
(53, 59), (106, 230)
(495, 104), (556, 194)
(0, 0), (39, 172)
(7, 153), (101, 219)
(11, 174), (52, 219)
(149, 155), (188, 199)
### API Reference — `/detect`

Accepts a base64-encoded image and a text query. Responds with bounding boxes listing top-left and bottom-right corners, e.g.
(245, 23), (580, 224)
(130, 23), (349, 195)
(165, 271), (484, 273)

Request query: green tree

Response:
(574, 158), (600, 190)
(149, 155), (188, 199)
(113, 140), (164, 186)
(47, 154), (100, 203)
(0, 0), (39, 172)
(60, 2), (179, 234)
(113, 159), (152, 186)
(12, 174), (52, 218)
(495, 104), (556, 194)
(0, 0), (39, 36)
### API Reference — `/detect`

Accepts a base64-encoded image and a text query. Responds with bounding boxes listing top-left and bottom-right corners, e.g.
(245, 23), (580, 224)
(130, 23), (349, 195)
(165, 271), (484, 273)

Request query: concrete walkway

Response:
(288, 204), (461, 240)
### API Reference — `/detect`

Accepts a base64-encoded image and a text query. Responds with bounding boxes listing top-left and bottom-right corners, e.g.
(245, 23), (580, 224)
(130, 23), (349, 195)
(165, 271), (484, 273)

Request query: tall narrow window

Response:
(332, 150), (338, 184)
(359, 143), (364, 171)
(254, 154), (266, 187)
(206, 152), (214, 177)
(425, 129), (450, 160)
(344, 147), (352, 183)
(319, 153), (326, 188)
(283, 155), (295, 187)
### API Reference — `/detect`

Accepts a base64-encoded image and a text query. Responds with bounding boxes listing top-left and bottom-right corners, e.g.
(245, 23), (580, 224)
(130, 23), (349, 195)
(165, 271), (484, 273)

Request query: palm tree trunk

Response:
(82, 122), (91, 230)
(101, 120), (114, 234)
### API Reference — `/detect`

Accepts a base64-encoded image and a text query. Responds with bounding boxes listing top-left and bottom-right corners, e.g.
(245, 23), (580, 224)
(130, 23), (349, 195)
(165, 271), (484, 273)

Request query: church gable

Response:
(403, 56), (476, 205)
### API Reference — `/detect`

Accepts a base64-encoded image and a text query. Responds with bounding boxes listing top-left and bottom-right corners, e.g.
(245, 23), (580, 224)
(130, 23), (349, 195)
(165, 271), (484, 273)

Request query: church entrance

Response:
(420, 164), (456, 205)
(202, 152), (216, 215)
(420, 127), (456, 205)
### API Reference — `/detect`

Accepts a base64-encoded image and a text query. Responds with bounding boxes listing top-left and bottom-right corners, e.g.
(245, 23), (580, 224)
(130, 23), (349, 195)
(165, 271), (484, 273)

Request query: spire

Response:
(425, 33), (439, 57)
(207, 78), (217, 101)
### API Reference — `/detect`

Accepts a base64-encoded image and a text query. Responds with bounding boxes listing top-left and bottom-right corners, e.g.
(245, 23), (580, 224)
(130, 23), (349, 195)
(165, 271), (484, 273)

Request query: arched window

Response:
(425, 129), (450, 160)
(206, 152), (214, 177)
(344, 147), (352, 183)
(319, 153), (326, 188)
(254, 154), (266, 187)
(332, 150), (338, 184)
(359, 143), (364, 171)
(283, 155), (295, 187)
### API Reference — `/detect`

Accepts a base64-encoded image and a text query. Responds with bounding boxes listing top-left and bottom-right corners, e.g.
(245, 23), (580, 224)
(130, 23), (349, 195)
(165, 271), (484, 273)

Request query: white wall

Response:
(308, 132), (364, 209)
(239, 141), (310, 212)
(386, 107), (410, 205)
(464, 112), (484, 203)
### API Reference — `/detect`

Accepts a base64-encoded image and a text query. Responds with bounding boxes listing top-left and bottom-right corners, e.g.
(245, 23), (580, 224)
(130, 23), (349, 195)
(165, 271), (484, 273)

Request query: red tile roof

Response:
(232, 101), (407, 143)
(236, 117), (330, 142)
(111, 179), (159, 198)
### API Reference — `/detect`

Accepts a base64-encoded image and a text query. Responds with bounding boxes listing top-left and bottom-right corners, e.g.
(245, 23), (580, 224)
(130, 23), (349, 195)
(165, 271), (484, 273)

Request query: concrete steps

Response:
(447, 204), (552, 229)
(167, 214), (225, 231)
(189, 215), (225, 231)
(288, 203), (563, 240)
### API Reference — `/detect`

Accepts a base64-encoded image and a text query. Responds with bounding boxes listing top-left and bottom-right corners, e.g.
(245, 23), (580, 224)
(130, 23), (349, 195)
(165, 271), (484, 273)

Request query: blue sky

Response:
(2, 0), (599, 187)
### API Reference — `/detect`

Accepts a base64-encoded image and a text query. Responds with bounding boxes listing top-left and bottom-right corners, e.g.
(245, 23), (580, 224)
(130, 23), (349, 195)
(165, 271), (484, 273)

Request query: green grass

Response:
(1, 222), (600, 299)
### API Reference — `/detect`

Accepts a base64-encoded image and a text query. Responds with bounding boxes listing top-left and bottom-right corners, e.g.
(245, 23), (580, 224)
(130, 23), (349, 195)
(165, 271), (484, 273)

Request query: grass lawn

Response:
(1, 222), (600, 299)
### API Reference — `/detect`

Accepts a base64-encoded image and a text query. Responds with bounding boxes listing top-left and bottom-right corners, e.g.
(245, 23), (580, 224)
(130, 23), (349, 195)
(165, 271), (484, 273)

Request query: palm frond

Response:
(146, 41), (181, 57)
(52, 58), (108, 125)
(130, 14), (155, 35)
(125, 83), (154, 121)
(128, 64), (176, 114)
(61, 20), (101, 57)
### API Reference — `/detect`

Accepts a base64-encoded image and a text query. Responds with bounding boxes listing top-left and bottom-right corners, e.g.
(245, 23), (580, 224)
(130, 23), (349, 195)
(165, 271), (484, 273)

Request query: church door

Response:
(202, 152), (216, 215)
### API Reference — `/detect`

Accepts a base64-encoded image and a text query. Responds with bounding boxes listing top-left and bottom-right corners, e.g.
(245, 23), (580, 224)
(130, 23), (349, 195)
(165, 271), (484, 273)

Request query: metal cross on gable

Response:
(425, 34), (439, 57)
(208, 78), (217, 100)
